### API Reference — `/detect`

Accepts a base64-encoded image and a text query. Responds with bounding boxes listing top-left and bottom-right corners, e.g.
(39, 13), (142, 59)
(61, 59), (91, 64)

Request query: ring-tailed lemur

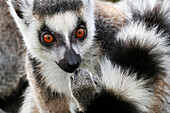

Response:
(8, 0), (125, 112)
(8, 0), (170, 113)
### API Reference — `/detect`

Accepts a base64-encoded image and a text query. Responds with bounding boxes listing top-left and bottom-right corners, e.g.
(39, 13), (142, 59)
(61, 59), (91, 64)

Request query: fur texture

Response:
(0, 0), (23, 99)
(0, 0), (26, 112)
(8, 0), (96, 112)
(72, 0), (170, 112)
(8, 0), (170, 113)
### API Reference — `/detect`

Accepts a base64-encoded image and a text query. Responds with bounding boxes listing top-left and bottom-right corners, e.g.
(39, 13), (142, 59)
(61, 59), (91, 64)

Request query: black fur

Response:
(72, 70), (139, 113)
(94, 2), (167, 82)
(94, 15), (119, 42)
(28, 54), (44, 88)
(83, 89), (139, 113)
(33, 0), (83, 16)
(101, 38), (165, 81)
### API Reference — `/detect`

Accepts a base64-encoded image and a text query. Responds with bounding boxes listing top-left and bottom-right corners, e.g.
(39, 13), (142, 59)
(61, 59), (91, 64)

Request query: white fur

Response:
(43, 62), (70, 93)
(117, 0), (170, 22)
(80, 0), (95, 55)
(50, 46), (66, 62)
(19, 87), (37, 113)
(7, 0), (28, 34)
(46, 12), (78, 48)
(100, 58), (154, 112)
(117, 21), (169, 54)
(114, 0), (132, 20)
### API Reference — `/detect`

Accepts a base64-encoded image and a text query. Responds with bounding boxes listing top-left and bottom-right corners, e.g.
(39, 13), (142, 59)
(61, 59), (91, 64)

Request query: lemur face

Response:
(8, 0), (95, 73)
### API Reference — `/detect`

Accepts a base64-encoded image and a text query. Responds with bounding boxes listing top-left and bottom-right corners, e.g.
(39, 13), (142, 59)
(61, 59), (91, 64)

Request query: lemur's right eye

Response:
(40, 32), (55, 46)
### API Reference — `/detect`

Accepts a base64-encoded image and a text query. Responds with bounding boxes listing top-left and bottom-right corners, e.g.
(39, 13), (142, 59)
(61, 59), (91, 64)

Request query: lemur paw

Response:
(71, 69), (102, 108)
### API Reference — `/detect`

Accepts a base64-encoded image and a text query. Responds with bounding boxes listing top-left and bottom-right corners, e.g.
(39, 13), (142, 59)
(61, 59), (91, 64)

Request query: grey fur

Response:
(0, 109), (6, 113)
(33, 0), (83, 16)
(7, 0), (170, 112)
(71, 69), (102, 110)
(0, 0), (25, 112)
(0, 0), (24, 100)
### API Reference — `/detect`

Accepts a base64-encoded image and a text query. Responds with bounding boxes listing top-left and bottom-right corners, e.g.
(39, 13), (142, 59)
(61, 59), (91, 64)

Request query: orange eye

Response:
(41, 33), (55, 46)
(76, 28), (86, 38)
(43, 34), (54, 43)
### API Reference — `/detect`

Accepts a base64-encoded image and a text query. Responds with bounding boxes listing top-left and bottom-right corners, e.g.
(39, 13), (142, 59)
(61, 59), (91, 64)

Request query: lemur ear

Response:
(11, 0), (24, 19)
(8, 0), (33, 20)
(7, 0), (24, 19)
(8, 0), (34, 33)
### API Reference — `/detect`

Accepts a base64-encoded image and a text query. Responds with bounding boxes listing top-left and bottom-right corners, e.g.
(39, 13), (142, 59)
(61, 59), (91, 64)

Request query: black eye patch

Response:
(39, 24), (66, 47)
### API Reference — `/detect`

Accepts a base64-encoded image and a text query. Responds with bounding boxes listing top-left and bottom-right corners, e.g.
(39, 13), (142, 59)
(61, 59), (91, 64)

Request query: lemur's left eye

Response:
(40, 32), (55, 46)
(76, 25), (87, 39)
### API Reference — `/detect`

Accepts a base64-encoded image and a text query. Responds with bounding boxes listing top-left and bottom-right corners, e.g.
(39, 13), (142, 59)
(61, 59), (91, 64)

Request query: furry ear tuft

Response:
(8, 0), (33, 20)
(10, 0), (24, 19)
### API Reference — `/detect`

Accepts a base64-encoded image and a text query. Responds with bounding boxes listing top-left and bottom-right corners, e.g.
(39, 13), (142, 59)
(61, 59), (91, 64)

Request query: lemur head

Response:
(8, 0), (95, 73)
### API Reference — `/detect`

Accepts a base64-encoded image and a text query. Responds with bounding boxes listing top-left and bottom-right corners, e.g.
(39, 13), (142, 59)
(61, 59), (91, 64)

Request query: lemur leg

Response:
(71, 69), (102, 112)
(71, 68), (140, 113)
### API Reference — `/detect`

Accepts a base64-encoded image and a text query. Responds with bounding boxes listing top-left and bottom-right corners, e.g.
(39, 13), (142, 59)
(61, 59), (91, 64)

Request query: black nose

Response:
(67, 57), (80, 70)
(65, 53), (81, 73)
(57, 48), (81, 73)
